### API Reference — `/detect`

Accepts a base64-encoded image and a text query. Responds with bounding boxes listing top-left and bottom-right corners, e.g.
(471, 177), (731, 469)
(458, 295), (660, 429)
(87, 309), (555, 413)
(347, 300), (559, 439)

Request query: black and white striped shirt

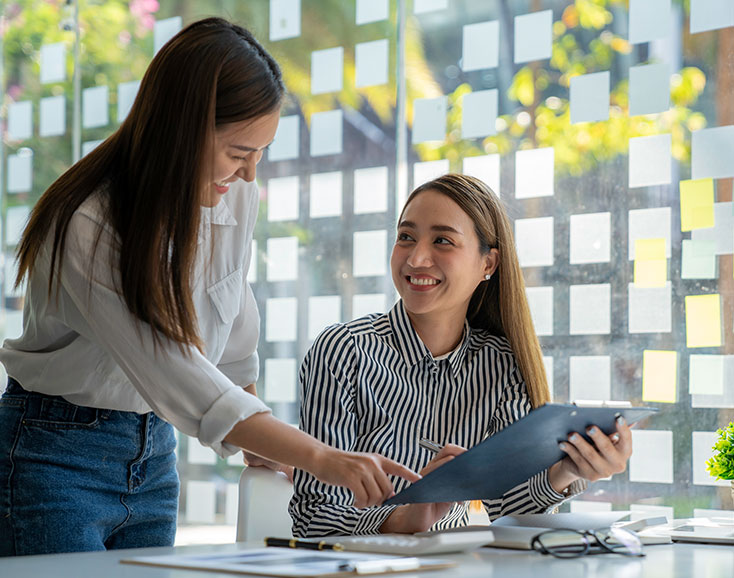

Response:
(290, 300), (584, 537)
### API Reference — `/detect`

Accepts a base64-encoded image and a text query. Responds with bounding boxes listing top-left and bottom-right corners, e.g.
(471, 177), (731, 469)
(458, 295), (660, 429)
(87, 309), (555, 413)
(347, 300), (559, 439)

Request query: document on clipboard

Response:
(385, 403), (657, 505)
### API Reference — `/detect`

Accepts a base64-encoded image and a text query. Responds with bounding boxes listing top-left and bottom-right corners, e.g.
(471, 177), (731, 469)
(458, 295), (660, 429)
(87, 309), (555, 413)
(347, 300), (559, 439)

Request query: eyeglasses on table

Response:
(531, 526), (645, 559)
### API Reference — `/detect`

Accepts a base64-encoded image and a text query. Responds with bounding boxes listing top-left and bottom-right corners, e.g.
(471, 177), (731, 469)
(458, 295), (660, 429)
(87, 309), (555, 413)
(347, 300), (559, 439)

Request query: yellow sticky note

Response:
(642, 350), (678, 404)
(685, 294), (722, 348)
(680, 178), (715, 232)
(634, 238), (667, 287)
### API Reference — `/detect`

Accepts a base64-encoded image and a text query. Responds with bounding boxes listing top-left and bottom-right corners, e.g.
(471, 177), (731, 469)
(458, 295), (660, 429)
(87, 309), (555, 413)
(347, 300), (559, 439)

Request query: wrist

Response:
(549, 461), (579, 494)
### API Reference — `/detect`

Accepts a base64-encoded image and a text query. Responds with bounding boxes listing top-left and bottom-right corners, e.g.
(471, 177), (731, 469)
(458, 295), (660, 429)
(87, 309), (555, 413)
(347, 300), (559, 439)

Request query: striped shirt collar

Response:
(388, 300), (473, 377)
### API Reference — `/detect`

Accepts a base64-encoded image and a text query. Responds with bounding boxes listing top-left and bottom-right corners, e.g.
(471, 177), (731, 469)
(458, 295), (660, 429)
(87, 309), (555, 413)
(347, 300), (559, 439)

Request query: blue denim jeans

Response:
(0, 378), (179, 556)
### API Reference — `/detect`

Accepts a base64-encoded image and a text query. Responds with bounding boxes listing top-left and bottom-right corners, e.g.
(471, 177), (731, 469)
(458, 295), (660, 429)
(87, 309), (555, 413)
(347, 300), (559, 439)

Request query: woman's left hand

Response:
(548, 416), (633, 493)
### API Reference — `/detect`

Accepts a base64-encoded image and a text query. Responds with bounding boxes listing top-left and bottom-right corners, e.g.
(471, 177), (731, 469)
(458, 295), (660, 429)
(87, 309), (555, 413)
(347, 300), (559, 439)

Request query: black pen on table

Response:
(264, 537), (344, 551)
(419, 438), (444, 454)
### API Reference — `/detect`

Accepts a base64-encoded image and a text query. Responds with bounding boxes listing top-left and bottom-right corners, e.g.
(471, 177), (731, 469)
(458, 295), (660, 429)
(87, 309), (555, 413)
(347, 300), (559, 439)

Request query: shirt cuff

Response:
(529, 469), (588, 512)
(353, 505), (399, 535)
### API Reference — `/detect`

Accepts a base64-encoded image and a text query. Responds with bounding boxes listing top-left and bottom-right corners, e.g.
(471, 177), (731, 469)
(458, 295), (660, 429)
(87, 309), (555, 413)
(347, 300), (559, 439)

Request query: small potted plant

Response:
(706, 423), (734, 504)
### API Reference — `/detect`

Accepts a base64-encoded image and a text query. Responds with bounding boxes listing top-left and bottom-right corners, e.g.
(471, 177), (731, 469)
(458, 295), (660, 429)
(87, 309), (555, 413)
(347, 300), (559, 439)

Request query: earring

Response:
(484, 273), (492, 281)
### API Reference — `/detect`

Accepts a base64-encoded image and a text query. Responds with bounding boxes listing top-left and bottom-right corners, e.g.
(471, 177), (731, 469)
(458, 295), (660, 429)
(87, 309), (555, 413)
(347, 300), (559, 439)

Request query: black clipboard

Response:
(385, 403), (657, 505)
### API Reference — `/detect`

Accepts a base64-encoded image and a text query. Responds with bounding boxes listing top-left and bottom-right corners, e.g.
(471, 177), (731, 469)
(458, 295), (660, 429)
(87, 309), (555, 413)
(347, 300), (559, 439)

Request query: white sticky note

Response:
(185, 480), (216, 523)
(629, 63), (670, 116)
(569, 212), (610, 264)
(39, 95), (65, 137)
(570, 71), (610, 124)
(311, 47), (344, 94)
(692, 126), (734, 180)
(629, 0), (671, 44)
(82, 85), (109, 129)
(310, 109), (343, 157)
(514, 10), (552, 64)
(267, 176), (300, 222)
(40, 42), (66, 84)
(82, 140), (103, 157)
(154, 16), (181, 53)
(310, 171), (343, 218)
(353, 230), (387, 277)
(569, 284), (611, 335)
(681, 239), (717, 279)
(629, 430), (674, 483)
(692, 356), (734, 409)
(265, 358), (297, 402)
(356, 39), (389, 88)
(414, 0), (448, 14)
(413, 159), (449, 188)
(270, 0), (301, 40)
(629, 504), (674, 523)
(628, 282), (672, 334)
(353, 294), (387, 319)
(462, 20), (499, 71)
(570, 501), (612, 514)
(628, 134), (671, 188)
(265, 298), (297, 342)
(266, 236), (298, 281)
(515, 147), (554, 199)
(691, 202), (734, 255)
(462, 89), (498, 139)
(3, 310), (24, 338)
(308, 295), (341, 340)
(6, 205), (31, 246)
(8, 101), (32, 141)
(692, 432), (731, 486)
(269, 115), (300, 161)
(356, 0), (388, 25)
(689, 355), (724, 395)
(247, 239), (258, 284)
(543, 356), (554, 401)
(628, 207), (672, 259)
(515, 217), (554, 267)
(117, 80), (140, 123)
(7, 151), (33, 194)
(354, 166), (389, 214)
(412, 96), (446, 144)
(463, 155), (500, 197)
(525, 286), (553, 336)
(187, 439), (216, 465)
(690, 0), (734, 34)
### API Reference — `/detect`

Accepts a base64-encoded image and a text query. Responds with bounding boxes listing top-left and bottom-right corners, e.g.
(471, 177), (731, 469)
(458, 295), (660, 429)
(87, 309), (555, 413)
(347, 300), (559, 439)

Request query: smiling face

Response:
(203, 109), (281, 207)
(391, 189), (498, 325)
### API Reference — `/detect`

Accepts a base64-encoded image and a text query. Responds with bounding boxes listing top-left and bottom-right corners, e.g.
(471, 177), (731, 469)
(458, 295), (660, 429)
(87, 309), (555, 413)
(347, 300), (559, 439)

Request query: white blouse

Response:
(0, 179), (270, 457)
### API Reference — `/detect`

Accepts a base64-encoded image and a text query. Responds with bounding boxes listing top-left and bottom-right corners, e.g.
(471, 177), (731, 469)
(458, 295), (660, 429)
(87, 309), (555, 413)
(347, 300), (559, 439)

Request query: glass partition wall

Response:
(2, 0), (732, 540)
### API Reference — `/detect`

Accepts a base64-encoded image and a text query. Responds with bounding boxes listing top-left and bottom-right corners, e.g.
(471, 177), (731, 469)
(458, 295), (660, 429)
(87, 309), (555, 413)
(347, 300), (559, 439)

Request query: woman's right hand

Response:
(379, 444), (466, 534)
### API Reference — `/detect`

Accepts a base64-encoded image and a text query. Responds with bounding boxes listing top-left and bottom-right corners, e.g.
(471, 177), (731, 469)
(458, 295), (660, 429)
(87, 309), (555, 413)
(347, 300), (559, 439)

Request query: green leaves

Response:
(706, 423), (734, 481)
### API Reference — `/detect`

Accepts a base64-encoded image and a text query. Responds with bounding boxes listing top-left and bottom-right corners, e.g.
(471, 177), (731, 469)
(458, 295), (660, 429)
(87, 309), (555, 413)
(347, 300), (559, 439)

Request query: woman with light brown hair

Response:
(291, 173), (632, 536)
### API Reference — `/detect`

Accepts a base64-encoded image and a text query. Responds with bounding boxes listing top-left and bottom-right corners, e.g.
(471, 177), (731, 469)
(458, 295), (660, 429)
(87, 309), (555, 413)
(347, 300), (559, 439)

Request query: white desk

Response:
(0, 541), (732, 577)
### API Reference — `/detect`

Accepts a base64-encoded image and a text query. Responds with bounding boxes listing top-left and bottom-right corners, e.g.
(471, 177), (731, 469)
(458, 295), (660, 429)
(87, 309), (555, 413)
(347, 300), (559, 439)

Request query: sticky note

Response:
(689, 355), (724, 395)
(311, 47), (344, 94)
(569, 284), (611, 335)
(628, 283), (672, 334)
(265, 298), (297, 341)
(7, 205), (31, 247)
(680, 178), (715, 231)
(629, 63), (670, 116)
(356, 0), (388, 25)
(7, 151), (33, 194)
(82, 86), (109, 129)
(462, 154), (500, 197)
(187, 439), (216, 465)
(691, 355), (734, 409)
(7, 101), (32, 141)
(629, 0), (671, 44)
(628, 207), (671, 259)
(462, 20), (499, 71)
(353, 230), (387, 277)
(691, 126), (734, 180)
(514, 10), (552, 64)
(269, 115), (300, 161)
(691, 202), (734, 254)
(413, 159), (449, 188)
(354, 166), (388, 214)
(633, 238), (667, 288)
(270, 0), (301, 40)
(690, 0), (734, 34)
(117, 80), (140, 123)
(353, 294), (387, 319)
(642, 350), (677, 403)
(247, 240), (258, 283)
(570, 71), (610, 124)
(308, 295), (341, 340)
(264, 358), (297, 402)
(40, 95), (65, 137)
(525, 286), (553, 336)
(154, 17), (181, 54)
(414, 0), (447, 14)
(569, 212), (610, 264)
(685, 294), (722, 348)
(629, 430), (674, 483)
(40, 42), (66, 84)
(515, 217), (554, 267)
(462, 89), (498, 139)
(569, 356), (611, 402)
(267, 176), (300, 222)
(682, 240), (717, 279)
(629, 134), (671, 188)
(356, 39), (389, 88)
(186, 481), (216, 523)
(692, 432), (731, 486)
(515, 147), (554, 199)
(82, 140), (103, 157)
(310, 171), (342, 218)
(412, 97), (446, 144)
(310, 109), (343, 157)
(266, 237), (299, 281)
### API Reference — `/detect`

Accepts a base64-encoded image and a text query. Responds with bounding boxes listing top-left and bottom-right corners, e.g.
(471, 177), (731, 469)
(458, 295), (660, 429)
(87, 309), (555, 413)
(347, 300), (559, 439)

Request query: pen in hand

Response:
(264, 537), (344, 551)
(418, 438), (444, 454)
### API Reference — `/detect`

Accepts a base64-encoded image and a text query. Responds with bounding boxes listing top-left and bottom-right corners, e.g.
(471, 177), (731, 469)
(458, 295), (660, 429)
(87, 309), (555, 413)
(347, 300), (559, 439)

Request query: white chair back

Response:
(236, 466), (294, 543)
